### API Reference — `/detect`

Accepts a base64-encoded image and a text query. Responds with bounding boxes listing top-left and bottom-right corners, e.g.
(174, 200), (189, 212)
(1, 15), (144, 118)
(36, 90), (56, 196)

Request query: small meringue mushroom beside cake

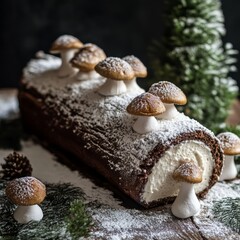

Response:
(95, 57), (135, 96)
(50, 35), (83, 78)
(148, 81), (187, 120)
(70, 43), (106, 81)
(122, 55), (147, 93)
(126, 92), (166, 134)
(217, 132), (240, 181)
(5, 176), (46, 224)
(171, 161), (203, 219)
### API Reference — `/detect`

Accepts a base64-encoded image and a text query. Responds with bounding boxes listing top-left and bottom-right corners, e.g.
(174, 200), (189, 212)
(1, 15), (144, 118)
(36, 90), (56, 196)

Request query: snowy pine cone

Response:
(0, 152), (32, 180)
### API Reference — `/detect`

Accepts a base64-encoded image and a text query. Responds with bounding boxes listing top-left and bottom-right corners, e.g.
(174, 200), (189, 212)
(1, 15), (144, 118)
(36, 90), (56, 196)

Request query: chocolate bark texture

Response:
(18, 57), (223, 208)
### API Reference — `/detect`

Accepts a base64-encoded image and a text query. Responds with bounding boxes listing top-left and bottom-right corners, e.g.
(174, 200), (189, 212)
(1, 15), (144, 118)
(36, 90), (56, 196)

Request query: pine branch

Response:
(213, 197), (240, 233)
(66, 200), (92, 239)
(149, 0), (238, 132)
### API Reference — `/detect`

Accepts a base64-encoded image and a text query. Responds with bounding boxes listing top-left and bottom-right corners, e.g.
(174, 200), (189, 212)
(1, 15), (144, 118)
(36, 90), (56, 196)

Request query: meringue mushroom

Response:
(171, 161), (202, 219)
(148, 81), (187, 120)
(126, 92), (165, 134)
(70, 43), (106, 80)
(6, 176), (46, 223)
(50, 35), (83, 78)
(217, 132), (240, 181)
(122, 55), (147, 93)
(95, 57), (134, 96)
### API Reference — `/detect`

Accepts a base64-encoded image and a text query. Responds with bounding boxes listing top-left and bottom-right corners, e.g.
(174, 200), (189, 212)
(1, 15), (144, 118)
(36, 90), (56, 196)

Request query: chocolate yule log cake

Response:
(18, 53), (223, 208)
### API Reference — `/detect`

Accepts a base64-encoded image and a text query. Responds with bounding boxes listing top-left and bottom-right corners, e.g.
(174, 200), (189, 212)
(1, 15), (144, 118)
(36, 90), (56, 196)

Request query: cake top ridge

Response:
(22, 57), (215, 178)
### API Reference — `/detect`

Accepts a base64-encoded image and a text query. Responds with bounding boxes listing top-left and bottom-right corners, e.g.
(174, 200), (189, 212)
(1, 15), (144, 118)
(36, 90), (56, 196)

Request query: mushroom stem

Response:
(58, 49), (77, 78)
(98, 79), (127, 96)
(124, 78), (144, 93)
(157, 103), (179, 120)
(76, 70), (100, 81)
(219, 155), (238, 181)
(171, 182), (200, 219)
(14, 204), (43, 223)
(133, 116), (159, 134)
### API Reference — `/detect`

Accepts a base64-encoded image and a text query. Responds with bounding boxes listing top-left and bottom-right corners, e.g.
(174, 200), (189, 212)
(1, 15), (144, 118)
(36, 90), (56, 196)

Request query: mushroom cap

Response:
(217, 132), (240, 155)
(95, 57), (134, 81)
(6, 176), (46, 206)
(50, 35), (83, 53)
(122, 55), (147, 78)
(70, 43), (106, 71)
(148, 81), (187, 105)
(172, 161), (202, 184)
(126, 92), (166, 116)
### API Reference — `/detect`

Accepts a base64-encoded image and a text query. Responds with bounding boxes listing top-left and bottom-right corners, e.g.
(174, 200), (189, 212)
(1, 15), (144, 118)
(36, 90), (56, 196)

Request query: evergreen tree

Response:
(150, 0), (238, 132)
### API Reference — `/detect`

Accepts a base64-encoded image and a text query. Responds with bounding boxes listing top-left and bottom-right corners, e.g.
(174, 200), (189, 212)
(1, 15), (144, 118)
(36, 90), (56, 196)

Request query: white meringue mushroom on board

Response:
(70, 43), (106, 81)
(5, 176), (46, 224)
(50, 35), (83, 78)
(148, 81), (187, 120)
(122, 55), (147, 93)
(95, 57), (134, 96)
(126, 92), (166, 134)
(217, 132), (240, 181)
(171, 161), (203, 219)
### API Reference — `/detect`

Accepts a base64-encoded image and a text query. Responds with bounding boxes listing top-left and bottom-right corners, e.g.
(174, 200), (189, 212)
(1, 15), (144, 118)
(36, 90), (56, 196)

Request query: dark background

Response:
(0, 0), (239, 95)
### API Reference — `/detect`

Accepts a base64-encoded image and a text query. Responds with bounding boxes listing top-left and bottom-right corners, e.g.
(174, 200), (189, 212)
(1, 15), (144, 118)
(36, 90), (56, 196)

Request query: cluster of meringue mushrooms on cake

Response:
(49, 35), (147, 92)
(46, 34), (240, 219)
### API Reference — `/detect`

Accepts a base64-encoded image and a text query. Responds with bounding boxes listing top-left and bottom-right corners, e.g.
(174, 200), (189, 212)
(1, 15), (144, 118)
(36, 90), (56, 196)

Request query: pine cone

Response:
(1, 152), (33, 180)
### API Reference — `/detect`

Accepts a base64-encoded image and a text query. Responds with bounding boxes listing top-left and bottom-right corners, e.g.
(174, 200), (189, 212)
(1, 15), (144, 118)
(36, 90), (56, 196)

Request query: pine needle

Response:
(213, 197), (240, 233)
(66, 200), (92, 239)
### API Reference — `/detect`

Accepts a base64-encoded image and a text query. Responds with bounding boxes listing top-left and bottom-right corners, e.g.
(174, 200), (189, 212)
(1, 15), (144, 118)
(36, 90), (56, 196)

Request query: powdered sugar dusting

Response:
(173, 161), (202, 183)
(217, 132), (240, 150)
(1, 141), (238, 239)
(71, 43), (106, 66)
(53, 35), (80, 46)
(126, 93), (165, 116)
(6, 177), (36, 203)
(88, 206), (174, 240)
(148, 81), (186, 104)
(23, 57), (103, 95)
(98, 57), (131, 72)
(122, 55), (147, 77)
(96, 57), (134, 78)
(1, 92), (239, 239)
(193, 179), (240, 239)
